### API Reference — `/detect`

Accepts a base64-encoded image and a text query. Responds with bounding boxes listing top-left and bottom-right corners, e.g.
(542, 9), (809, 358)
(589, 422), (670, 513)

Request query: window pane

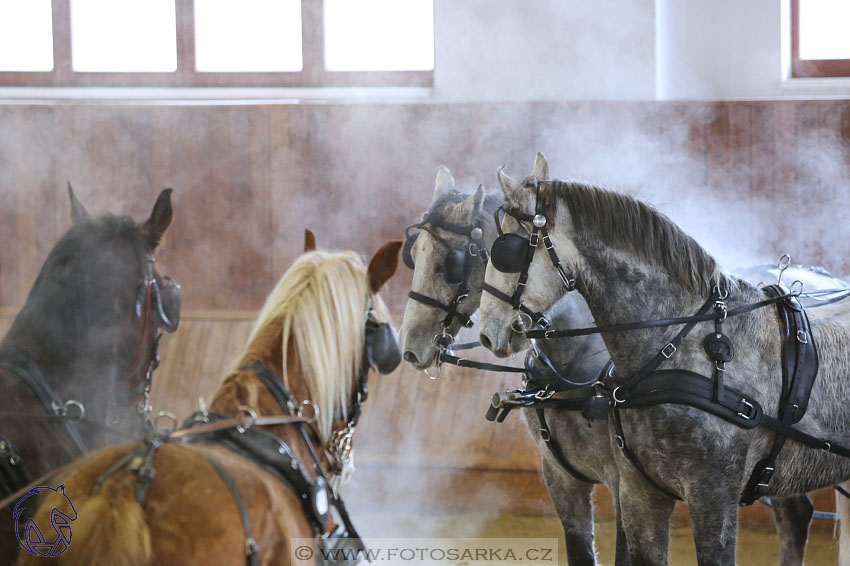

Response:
(799, 0), (850, 60)
(70, 0), (177, 72)
(324, 0), (434, 71)
(195, 0), (302, 72)
(0, 0), (53, 71)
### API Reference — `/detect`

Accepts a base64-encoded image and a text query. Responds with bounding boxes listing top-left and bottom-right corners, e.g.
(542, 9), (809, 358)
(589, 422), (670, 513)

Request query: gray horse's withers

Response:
(399, 165), (624, 566)
(479, 156), (847, 566)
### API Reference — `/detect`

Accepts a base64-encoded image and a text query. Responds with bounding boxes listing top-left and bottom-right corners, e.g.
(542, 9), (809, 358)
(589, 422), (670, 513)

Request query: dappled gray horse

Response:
(479, 154), (850, 565)
(400, 165), (620, 566)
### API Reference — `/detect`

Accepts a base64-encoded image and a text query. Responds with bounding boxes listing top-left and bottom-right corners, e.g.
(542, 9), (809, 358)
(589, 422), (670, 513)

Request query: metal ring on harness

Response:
(511, 311), (533, 334)
(612, 386), (626, 404)
(154, 411), (178, 433)
(236, 406), (258, 433)
(52, 399), (86, 421)
(790, 280), (804, 297)
(433, 329), (454, 349)
(424, 365), (441, 380)
(300, 400), (319, 424)
(713, 284), (729, 300)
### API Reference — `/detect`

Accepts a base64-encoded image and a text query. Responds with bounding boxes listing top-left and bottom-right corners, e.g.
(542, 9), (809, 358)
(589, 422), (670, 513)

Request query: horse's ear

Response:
(304, 229), (317, 252)
(497, 166), (532, 211)
(469, 184), (486, 221)
(530, 152), (549, 180)
(140, 188), (174, 250)
(67, 182), (89, 225)
(367, 240), (403, 294)
(432, 165), (455, 203)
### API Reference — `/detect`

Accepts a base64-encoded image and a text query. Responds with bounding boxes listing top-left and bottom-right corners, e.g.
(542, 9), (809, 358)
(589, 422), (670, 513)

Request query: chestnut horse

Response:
(0, 187), (180, 564)
(19, 237), (402, 566)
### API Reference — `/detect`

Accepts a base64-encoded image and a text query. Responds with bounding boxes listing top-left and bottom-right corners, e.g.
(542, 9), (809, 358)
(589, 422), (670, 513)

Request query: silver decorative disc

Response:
(470, 227), (483, 240)
(533, 214), (547, 227)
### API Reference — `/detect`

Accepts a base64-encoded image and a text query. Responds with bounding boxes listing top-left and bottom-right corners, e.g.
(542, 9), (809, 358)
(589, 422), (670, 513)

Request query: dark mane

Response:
(553, 180), (720, 294)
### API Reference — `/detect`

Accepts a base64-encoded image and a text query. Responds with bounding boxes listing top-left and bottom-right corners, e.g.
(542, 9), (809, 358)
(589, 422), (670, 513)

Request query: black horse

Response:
(0, 186), (181, 562)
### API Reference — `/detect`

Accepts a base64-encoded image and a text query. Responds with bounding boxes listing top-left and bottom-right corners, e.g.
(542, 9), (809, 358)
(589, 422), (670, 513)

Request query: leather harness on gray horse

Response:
(483, 178), (850, 505)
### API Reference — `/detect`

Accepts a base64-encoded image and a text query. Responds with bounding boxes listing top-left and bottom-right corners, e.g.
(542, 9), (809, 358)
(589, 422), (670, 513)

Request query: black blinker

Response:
(490, 234), (530, 274)
(402, 231), (419, 270)
(444, 248), (469, 286)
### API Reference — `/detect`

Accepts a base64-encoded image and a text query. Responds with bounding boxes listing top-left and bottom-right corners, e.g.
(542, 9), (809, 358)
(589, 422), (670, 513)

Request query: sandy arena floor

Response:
(356, 513), (839, 565)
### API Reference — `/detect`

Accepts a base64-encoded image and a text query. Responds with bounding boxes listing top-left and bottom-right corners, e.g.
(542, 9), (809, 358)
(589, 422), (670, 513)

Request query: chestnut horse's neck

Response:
(208, 318), (321, 475)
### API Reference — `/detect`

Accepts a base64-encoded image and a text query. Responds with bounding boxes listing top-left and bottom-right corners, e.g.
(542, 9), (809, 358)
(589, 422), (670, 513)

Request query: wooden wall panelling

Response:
(0, 107), (21, 307)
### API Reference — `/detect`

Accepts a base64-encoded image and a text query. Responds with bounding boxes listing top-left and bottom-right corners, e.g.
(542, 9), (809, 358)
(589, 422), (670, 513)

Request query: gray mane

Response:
(553, 180), (720, 294)
(427, 189), (501, 226)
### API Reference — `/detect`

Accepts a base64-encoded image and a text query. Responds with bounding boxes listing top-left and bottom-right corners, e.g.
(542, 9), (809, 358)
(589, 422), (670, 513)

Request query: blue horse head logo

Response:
(13, 484), (78, 557)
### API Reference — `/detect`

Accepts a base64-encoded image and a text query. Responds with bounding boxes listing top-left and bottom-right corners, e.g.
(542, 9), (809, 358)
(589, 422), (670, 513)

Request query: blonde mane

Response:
(236, 250), (390, 440)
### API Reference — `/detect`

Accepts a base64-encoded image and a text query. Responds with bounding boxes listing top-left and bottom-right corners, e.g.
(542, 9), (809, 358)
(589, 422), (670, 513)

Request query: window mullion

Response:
(301, 0), (325, 85)
(175, 0), (196, 83)
(51, 0), (71, 83)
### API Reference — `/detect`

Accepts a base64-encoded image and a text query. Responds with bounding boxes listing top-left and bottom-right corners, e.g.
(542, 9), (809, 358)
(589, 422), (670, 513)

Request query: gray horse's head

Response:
(479, 153), (574, 357)
(400, 167), (502, 369)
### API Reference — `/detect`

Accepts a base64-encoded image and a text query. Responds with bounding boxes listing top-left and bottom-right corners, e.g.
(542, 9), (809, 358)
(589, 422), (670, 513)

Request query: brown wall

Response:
(2, 100), (849, 528)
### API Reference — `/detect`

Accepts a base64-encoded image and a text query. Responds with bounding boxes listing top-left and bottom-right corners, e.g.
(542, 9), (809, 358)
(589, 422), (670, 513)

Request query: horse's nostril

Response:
(479, 333), (493, 351)
(403, 351), (420, 365)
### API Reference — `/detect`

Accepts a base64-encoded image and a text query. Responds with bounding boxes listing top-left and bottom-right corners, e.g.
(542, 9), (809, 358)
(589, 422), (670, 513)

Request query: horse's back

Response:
(17, 442), (311, 566)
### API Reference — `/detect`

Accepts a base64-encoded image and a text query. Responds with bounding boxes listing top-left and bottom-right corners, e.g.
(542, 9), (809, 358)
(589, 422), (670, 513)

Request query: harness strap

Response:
(407, 290), (474, 329)
(480, 282), (550, 327)
(0, 436), (30, 498)
(0, 347), (88, 457)
(535, 408), (598, 485)
(188, 447), (259, 566)
(527, 292), (793, 340)
(740, 285), (818, 504)
(609, 291), (720, 394)
(437, 351), (525, 373)
(610, 406), (681, 500)
(91, 437), (163, 505)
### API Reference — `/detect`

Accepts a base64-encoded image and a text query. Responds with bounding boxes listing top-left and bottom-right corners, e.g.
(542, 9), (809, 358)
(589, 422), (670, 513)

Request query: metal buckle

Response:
(539, 428), (551, 442)
(736, 399), (755, 420)
(661, 343), (677, 359)
(544, 329), (556, 340)
(615, 435), (625, 449)
(534, 389), (555, 400)
(796, 330), (808, 344)
(236, 405), (258, 433)
(529, 233), (539, 247)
